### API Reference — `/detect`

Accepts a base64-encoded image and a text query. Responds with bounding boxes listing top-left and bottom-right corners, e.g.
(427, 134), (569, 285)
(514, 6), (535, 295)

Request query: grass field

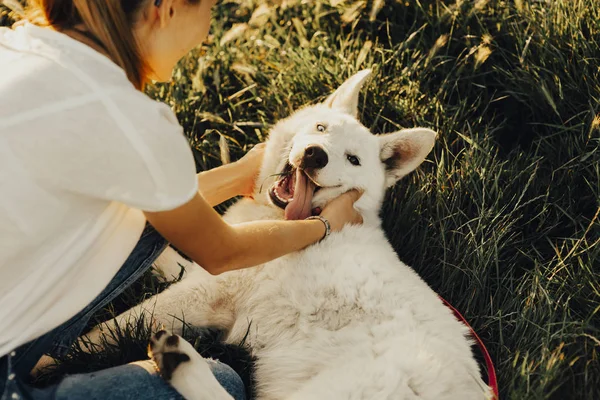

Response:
(2, 0), (599, 399)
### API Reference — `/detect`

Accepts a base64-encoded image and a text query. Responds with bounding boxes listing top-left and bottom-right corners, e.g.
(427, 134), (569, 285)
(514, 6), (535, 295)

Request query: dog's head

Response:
(254, 69), (436, 222)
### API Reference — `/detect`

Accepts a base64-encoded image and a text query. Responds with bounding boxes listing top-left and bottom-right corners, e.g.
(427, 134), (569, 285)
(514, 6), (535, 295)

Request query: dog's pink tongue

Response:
(285, 169), (316, 220)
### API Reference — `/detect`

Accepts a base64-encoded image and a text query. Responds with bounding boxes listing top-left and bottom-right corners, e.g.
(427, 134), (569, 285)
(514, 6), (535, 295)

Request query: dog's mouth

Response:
(269, 163), (323, 220)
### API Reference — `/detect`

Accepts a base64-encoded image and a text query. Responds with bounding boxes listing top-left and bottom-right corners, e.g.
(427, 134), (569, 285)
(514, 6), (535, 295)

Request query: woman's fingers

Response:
(319, 189), (364, 231)
(346, 189), (364, 203)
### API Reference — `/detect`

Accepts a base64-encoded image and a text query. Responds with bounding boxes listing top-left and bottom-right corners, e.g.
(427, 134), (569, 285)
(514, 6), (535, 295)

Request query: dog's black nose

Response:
(303, 146), (328, 169)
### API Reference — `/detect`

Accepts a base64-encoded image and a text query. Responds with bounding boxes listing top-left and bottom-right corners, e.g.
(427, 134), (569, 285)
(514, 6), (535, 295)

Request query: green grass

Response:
(2, 0), (599, 398)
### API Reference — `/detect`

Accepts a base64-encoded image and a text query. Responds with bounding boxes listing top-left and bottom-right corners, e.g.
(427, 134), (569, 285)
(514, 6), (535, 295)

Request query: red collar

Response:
(439, 296), (499, 399)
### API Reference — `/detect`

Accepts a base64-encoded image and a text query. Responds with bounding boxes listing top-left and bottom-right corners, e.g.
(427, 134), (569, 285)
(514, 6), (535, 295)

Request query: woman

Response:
(0, 0), (363, 399)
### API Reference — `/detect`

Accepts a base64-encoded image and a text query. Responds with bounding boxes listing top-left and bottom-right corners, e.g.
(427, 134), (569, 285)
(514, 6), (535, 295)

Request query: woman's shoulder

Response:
(0, 23), (179, 135)
(2, 23), (130, 91)
(0, 25), (197, 210)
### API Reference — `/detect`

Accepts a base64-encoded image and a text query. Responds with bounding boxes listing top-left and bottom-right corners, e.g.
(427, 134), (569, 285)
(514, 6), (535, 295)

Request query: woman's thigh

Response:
(2, 360), (245, 400)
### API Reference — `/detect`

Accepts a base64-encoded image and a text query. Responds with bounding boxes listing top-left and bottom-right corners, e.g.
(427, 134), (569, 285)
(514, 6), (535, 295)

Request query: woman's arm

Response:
(144, 190), (362, 275)
(197, 143), (265, 207)
(196, 162), (248, 207)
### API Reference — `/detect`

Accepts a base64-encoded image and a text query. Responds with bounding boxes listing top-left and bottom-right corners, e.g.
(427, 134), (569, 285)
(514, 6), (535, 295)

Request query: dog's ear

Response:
(323, 69), (372, 117)
(379, 128), (437, 187)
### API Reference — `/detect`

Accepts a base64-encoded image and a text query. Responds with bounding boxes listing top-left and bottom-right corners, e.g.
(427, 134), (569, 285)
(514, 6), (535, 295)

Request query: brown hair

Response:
(26, 0), (149, 89)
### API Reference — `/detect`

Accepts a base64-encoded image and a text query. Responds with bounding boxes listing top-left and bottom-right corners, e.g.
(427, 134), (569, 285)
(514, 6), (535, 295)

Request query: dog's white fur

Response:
(85, 70), (490, 400)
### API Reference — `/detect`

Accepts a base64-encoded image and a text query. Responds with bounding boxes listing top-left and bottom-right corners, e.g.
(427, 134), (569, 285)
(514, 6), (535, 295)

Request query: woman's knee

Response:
(206, 359), (246, 400)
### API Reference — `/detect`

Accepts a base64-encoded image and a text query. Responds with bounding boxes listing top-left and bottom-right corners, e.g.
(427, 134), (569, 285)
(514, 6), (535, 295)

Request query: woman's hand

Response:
(319, 190), (364, 232)
(233, 143), (266, 198)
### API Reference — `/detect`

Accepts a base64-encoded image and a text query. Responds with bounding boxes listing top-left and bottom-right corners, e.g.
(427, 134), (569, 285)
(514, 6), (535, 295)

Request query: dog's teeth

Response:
(275, 192), (287, 203)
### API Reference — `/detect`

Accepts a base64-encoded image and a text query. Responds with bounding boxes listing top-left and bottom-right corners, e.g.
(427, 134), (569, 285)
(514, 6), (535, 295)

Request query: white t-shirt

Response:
(0, 23), (198, 357)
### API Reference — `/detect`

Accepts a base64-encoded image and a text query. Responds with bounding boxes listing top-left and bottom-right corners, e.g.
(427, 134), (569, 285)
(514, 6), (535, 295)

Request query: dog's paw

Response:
(148, 330), (235, 400)
(148, 330), (192, 381)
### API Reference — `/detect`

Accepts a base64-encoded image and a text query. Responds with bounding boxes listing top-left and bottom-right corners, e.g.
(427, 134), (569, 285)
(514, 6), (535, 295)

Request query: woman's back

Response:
(0, 23), (197, 357)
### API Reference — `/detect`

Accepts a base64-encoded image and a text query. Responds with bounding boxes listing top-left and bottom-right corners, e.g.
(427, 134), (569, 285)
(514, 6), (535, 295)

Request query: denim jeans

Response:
(0, 224), (245, 400)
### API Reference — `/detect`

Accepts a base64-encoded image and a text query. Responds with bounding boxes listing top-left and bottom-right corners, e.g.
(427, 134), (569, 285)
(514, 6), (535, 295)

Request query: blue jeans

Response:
(0, 224), (245, 400)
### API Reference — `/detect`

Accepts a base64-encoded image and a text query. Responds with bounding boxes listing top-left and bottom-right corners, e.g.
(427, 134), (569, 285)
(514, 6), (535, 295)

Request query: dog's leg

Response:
(79, 269), (234, 352)
(286, 352), (490, 400)
(149, 330), (234, 400)
(152, 246), (192, 283)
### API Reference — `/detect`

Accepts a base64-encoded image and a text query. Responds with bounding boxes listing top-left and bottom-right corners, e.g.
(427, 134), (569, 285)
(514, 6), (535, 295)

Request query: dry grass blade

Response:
(220, 23), (249, 46)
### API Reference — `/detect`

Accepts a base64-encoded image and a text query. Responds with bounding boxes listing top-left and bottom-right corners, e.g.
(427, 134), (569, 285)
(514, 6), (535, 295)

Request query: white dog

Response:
(86, 70), (491, 400)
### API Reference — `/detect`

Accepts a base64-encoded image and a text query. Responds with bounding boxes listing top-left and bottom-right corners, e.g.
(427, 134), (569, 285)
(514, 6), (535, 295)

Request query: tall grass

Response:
(2, 1), (599, 398)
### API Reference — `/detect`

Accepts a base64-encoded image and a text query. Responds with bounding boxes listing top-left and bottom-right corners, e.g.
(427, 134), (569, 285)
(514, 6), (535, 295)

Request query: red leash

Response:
(439, 296), (499, 399)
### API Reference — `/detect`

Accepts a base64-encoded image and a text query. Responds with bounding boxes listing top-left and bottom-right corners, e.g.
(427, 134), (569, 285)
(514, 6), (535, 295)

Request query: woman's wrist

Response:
(303, 218), (327, 244)
(305, 216), (330, 242)
(222, 161), (249, 197)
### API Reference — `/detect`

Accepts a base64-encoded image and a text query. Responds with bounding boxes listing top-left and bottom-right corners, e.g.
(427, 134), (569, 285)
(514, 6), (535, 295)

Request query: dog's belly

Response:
(230, 282), (385, 398)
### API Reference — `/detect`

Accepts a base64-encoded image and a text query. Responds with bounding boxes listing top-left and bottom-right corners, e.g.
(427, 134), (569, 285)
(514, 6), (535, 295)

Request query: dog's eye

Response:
(347, 154), (361, 166)
(316, 124), (326, 132)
